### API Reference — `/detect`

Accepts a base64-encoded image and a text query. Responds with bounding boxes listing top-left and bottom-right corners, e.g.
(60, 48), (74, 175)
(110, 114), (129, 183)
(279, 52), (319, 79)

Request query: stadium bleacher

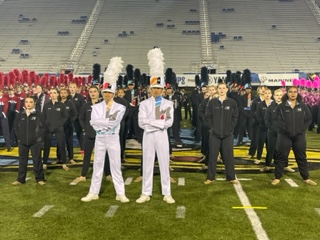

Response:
(0, 0), (320, 74)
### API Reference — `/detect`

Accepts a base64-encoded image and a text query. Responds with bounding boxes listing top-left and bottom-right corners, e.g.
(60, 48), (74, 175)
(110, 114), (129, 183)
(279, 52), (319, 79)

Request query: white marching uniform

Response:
(138, 96), (174, 196)
(89, 100), (126, 196)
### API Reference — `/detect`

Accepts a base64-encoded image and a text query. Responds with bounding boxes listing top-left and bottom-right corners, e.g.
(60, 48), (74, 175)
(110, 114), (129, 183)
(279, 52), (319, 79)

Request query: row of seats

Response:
(20, 53), (30, 58)
(18, 17), (37, 22)
(57, 31), (70, 36)
(222, 8), (235, 12)
(185, 20), (200, 25)
(20, 40), (29, 44)
(182, 30), (200, 35)
(118, 31), (135, 37)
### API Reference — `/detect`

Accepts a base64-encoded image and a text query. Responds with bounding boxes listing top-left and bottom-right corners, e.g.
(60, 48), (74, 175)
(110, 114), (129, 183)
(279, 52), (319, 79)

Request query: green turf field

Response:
(1, 167), (320, 240)
(1, 131), (320, 240)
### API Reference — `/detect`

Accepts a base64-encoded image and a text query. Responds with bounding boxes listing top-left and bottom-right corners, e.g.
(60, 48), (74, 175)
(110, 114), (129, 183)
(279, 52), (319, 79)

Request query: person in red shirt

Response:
(7, 88), (20, 146)
(0, 89), (11, 151)
(15, 85), (26, 111)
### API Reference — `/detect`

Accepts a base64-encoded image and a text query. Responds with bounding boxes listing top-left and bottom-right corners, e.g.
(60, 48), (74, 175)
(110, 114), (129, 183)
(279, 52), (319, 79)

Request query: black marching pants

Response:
(274, 133), (309, 180)
(17, 142), (45, 183)
(43, 130), (67, 164)
(207, 134), (236, 181)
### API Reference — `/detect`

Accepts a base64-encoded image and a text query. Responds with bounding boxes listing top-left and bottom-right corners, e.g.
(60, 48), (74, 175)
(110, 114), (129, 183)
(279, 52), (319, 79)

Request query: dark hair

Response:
(89, 85), (99, 91)
(25, 94), (35, 102)
(281, 86), (302, 102)
(35, 84), (43, 90)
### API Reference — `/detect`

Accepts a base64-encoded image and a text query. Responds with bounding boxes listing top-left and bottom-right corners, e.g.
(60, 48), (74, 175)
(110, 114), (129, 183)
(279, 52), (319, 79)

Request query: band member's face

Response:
(117, 90), (125, 98)
(69, 84), (77, 94)
(217, 84), (227, 96)
(102, 91), (114, 102)
(274, 92), (282, 102)
(59, 90), (68, 99)
(287, 88), (298, 101)
(151, 87), (163, 98)
(259, 87), (267, 95)
(166, 88), (172, 94)
(264, 90), (272, 100)
(89, 88), (99, 100)
(49, 90), (58, 101)
(208, 87), (216, 96)
(128, 84), (134, 90)
(36, 85), (43, 94)
(25, 98), (35, 110)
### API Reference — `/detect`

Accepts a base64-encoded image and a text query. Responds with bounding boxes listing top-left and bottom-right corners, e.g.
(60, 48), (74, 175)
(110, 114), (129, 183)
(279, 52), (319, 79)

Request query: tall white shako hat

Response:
(147, 47), (165, 88)
(102, 56), (124, 93)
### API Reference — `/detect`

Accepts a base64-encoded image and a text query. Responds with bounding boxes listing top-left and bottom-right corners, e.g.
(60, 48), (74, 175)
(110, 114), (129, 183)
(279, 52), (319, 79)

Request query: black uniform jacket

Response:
(14, 109), (44, 145)
(264, 102), (279, 133)
(206, 97), (238, 138)
(255, 101), (268, 129)
(276, 101), (311, 137)
(42, 101), (68, 132)
(79, 101), (100, 139)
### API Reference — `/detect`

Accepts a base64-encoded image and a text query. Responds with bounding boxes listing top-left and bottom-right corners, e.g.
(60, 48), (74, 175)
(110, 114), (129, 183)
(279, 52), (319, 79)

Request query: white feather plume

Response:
(147, 48), (165, 78)
(104, 56), (124, 86)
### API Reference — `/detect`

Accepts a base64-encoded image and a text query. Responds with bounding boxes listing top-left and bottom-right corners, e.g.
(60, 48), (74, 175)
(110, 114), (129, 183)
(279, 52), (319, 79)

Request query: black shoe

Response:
(6, 148), (12, 152)
(237, 142), (243, 146)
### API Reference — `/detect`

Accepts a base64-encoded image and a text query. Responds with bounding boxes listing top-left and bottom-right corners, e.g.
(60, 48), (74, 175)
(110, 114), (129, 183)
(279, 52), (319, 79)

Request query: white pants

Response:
(89, 134), (125, 196)
(142, 130), (171, 196)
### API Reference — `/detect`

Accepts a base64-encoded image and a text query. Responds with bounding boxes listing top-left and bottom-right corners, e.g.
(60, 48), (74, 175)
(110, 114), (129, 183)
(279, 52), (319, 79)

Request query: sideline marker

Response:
(284, 179), (299, 187)
(125, 177), (133, 185)
(105, 205), (119, 218)
(178, 178), (185, 186)
(176, 206), (186, 219)
(33, 205), (54, 218)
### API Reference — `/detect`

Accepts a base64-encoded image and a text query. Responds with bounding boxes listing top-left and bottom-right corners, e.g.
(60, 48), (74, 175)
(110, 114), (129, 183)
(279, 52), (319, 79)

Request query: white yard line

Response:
(124, 177), (133, 185)
(315, 208), (320, 216)
(284, 179), (299, 187)
(176, 206), (186, 219)
(33, 205), (54, 218)
(178, 178), (185, 186)
(105, 205), (119, 218)
(233, 183), (269, 240)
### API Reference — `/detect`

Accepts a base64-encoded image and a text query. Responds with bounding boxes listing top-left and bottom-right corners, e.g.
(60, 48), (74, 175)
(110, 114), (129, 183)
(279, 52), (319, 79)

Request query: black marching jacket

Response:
(275, 101), (311, 137)
(79, 101), (100, 139)
(206, 97), (238, 138)
(14, 109), (44, 145)
(42, 101), (68, 132)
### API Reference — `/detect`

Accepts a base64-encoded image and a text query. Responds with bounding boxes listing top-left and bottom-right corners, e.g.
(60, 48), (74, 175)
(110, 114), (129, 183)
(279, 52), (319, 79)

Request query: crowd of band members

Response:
(1, 79), (320, 186)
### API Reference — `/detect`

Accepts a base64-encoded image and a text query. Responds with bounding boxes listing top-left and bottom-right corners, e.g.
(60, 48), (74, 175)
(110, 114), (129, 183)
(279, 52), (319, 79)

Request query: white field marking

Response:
(216, 178), (252, 181)
(178, 178), (185, 186)
(26, 177), (31, 182)
(315, 208), (320, 216)
(105, 205), (119, 218)
(33, 205), (54, 218)
(176, 206), (186, 219)
(233, 183), (269, 240)
(124, 177), (133, 185)
(284, 179), (299, 187)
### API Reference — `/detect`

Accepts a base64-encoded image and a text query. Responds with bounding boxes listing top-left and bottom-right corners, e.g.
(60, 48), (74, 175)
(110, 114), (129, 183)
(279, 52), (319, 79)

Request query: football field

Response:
(1, 131), (320, 240)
